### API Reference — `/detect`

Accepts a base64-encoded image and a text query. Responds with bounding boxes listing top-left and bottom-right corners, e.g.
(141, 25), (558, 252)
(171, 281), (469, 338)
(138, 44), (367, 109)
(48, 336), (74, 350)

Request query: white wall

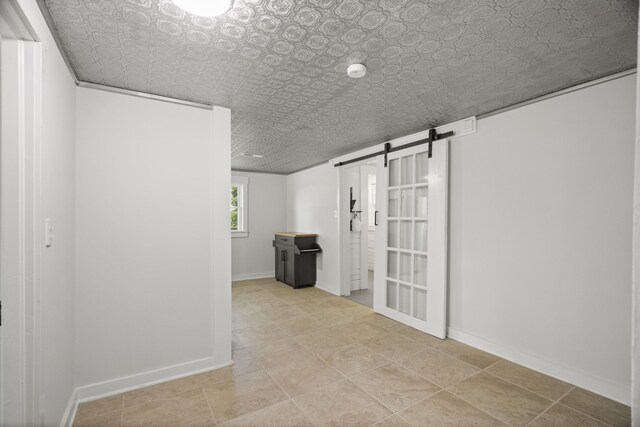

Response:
(14, 0), (77, 424)
(75, 88), (231, 394)
(286, 163), (341, 295)
(231, 172), (287, 281)
(449, 74), (636, 404)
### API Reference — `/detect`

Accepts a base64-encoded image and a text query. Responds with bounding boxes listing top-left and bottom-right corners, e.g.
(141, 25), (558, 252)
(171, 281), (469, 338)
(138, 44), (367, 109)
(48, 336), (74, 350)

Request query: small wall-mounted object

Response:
(350, 187), (356, 212)
(272, 232), (322, 289)
(349, 187), (362, 231)
(45, 218), (54, 247)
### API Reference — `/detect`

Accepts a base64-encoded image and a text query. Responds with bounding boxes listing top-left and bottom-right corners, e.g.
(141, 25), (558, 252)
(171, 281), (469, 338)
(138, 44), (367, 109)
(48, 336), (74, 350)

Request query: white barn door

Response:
(373, 139), (448, 338)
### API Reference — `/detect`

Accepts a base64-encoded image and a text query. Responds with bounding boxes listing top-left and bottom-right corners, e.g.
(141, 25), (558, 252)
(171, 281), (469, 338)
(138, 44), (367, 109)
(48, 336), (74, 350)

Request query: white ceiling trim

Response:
(78, 81), (213, 110)
(478, 67), (637, 120)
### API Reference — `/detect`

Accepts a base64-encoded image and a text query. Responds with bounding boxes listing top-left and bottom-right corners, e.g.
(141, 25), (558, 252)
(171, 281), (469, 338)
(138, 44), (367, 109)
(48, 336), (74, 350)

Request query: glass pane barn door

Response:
(374, 140), (448, 338)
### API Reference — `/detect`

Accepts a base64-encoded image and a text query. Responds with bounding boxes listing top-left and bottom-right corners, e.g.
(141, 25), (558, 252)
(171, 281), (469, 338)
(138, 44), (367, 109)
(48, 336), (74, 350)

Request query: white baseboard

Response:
(315, 282), (340, 296)
(232, 271), (273, 281)
(60, 389), (78, 427)
(62, 357), (233, 427)
(448, 328), (630, 405)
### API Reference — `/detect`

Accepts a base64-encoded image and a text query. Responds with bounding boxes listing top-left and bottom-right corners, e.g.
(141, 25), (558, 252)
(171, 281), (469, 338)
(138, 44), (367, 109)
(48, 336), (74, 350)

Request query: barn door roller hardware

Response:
(333, 128), (454, 168)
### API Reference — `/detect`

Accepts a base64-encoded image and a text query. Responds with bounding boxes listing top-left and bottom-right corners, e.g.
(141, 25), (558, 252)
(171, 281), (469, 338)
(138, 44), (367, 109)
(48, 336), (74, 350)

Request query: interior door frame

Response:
(359, 164), (376, 290)
(0, 3), (43, 425)
(338, 160), (379, 297)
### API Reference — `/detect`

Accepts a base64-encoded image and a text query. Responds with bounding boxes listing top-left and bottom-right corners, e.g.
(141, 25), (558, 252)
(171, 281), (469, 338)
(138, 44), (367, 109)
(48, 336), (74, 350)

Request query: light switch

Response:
(45, 218), (54, 248)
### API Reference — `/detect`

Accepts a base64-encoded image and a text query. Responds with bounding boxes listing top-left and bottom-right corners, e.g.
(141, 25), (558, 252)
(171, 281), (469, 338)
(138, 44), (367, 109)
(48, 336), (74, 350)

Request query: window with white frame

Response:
(231, 175), (249, 237)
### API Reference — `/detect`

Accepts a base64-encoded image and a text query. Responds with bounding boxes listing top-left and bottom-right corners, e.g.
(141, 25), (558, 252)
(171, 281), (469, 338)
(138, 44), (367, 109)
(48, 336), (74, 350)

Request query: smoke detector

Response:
(347, 63), (367, 79)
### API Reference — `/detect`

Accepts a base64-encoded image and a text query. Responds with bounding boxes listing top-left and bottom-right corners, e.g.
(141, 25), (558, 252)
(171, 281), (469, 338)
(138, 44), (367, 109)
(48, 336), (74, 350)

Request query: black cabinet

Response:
(273, 233), (322, 289)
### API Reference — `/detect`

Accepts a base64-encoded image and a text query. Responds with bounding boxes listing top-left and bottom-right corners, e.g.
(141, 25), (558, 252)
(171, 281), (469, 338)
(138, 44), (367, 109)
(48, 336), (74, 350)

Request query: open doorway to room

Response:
(342, 161), (377, 308)
(336, 122), (470, 337)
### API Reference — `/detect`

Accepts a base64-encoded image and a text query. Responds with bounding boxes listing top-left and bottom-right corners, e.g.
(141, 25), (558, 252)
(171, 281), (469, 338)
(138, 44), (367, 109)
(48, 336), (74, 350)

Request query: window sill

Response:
(232, 231), (249, 238)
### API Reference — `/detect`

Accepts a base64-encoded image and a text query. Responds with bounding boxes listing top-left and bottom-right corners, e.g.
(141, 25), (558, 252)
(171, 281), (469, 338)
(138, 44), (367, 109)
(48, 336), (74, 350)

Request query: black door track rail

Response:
(333, 128), (454, 168)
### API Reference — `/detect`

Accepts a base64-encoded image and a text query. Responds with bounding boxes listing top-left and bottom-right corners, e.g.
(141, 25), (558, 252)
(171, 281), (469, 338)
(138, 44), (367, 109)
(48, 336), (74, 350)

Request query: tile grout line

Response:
(324, 352), (445, 424)
(260, 368), (315, 426)
(395, 352), (479, 389)
(430, 343), (496, 370)
(425, 346), (616, 427)
(393, 409), (414, 426)
(389, 388), (498, 427)
(73, 394), (125, 425)
(342, 356), (394, 380)
(523, 386), (575, 427)
(553, 402), (616, 427)
(222, 350), (292, 426)
(391, 345), (487, 387)
(432, 346), (575, 404)
(523, 386), (617, 427)
(472, 359), (614, 425)
(443, 386), (517, 427)
(480, 367), (561, 402)
(370, 413), (402, 426)
(441, 355), (581, 427)
(119, 395), (124, 425)
(445, 358), (501, 386)
(200, 385), (219, 426)
(435, 360), (531, 426)
(287, 324), (402, 377)
(345, 373), (437, 423)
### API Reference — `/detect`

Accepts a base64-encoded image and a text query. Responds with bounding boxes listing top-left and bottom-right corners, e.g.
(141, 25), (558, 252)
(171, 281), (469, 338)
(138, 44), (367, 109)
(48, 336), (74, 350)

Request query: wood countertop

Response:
(275, 232), (319, 237)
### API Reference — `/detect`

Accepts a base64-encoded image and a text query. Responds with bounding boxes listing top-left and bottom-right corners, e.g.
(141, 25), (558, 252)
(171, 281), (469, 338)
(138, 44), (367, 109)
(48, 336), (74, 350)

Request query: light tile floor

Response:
(74, 278), (631, 427)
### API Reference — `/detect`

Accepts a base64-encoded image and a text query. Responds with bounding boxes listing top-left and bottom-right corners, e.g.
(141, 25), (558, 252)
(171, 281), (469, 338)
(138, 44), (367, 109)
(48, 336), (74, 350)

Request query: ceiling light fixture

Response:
(171, 0), (233, 17)
(347, 63), (367, 79)
(241, 153), (264, 158)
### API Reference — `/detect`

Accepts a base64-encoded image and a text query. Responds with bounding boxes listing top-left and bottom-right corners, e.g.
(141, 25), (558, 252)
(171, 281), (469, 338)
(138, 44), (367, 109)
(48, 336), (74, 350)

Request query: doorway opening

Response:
(341, 160), (377, 308)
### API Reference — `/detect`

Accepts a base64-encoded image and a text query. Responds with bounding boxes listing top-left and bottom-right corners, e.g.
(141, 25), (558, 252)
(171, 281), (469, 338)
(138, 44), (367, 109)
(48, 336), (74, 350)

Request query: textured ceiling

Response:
(43, 0), (637, 173)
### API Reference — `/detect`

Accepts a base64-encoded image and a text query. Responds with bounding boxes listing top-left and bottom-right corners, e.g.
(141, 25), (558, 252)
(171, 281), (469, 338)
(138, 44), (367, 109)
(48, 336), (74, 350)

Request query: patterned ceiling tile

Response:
(41, 0), (637, 173)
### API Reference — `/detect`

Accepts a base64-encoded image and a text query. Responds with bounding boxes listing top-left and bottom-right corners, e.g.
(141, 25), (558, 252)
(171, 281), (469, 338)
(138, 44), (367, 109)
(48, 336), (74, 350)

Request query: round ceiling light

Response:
(172, 0), (233, 17)
(347, 63), (367, 79)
